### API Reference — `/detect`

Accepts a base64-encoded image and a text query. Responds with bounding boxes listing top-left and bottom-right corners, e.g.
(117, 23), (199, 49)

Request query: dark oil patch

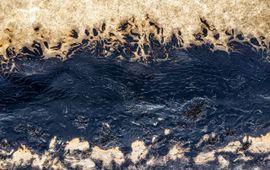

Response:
(181, 98), (212, 121)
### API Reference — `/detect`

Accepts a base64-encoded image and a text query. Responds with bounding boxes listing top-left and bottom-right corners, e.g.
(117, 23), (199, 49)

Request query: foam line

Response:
(0, 0), (269, 65)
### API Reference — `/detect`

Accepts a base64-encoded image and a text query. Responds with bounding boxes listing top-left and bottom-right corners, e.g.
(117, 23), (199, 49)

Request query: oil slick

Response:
(0, 0), (270, 169)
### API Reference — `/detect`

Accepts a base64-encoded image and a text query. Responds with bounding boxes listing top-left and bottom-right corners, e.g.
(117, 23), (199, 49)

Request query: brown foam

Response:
(0, 0), (269, 67)
(0, 132), (270, 169)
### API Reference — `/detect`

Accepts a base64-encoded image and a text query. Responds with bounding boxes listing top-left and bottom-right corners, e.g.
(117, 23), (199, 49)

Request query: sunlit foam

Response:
(0, 0), (269, 69)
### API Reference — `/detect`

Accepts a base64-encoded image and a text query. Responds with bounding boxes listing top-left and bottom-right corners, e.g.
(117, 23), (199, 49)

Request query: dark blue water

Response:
(0, 42), (270, 168)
